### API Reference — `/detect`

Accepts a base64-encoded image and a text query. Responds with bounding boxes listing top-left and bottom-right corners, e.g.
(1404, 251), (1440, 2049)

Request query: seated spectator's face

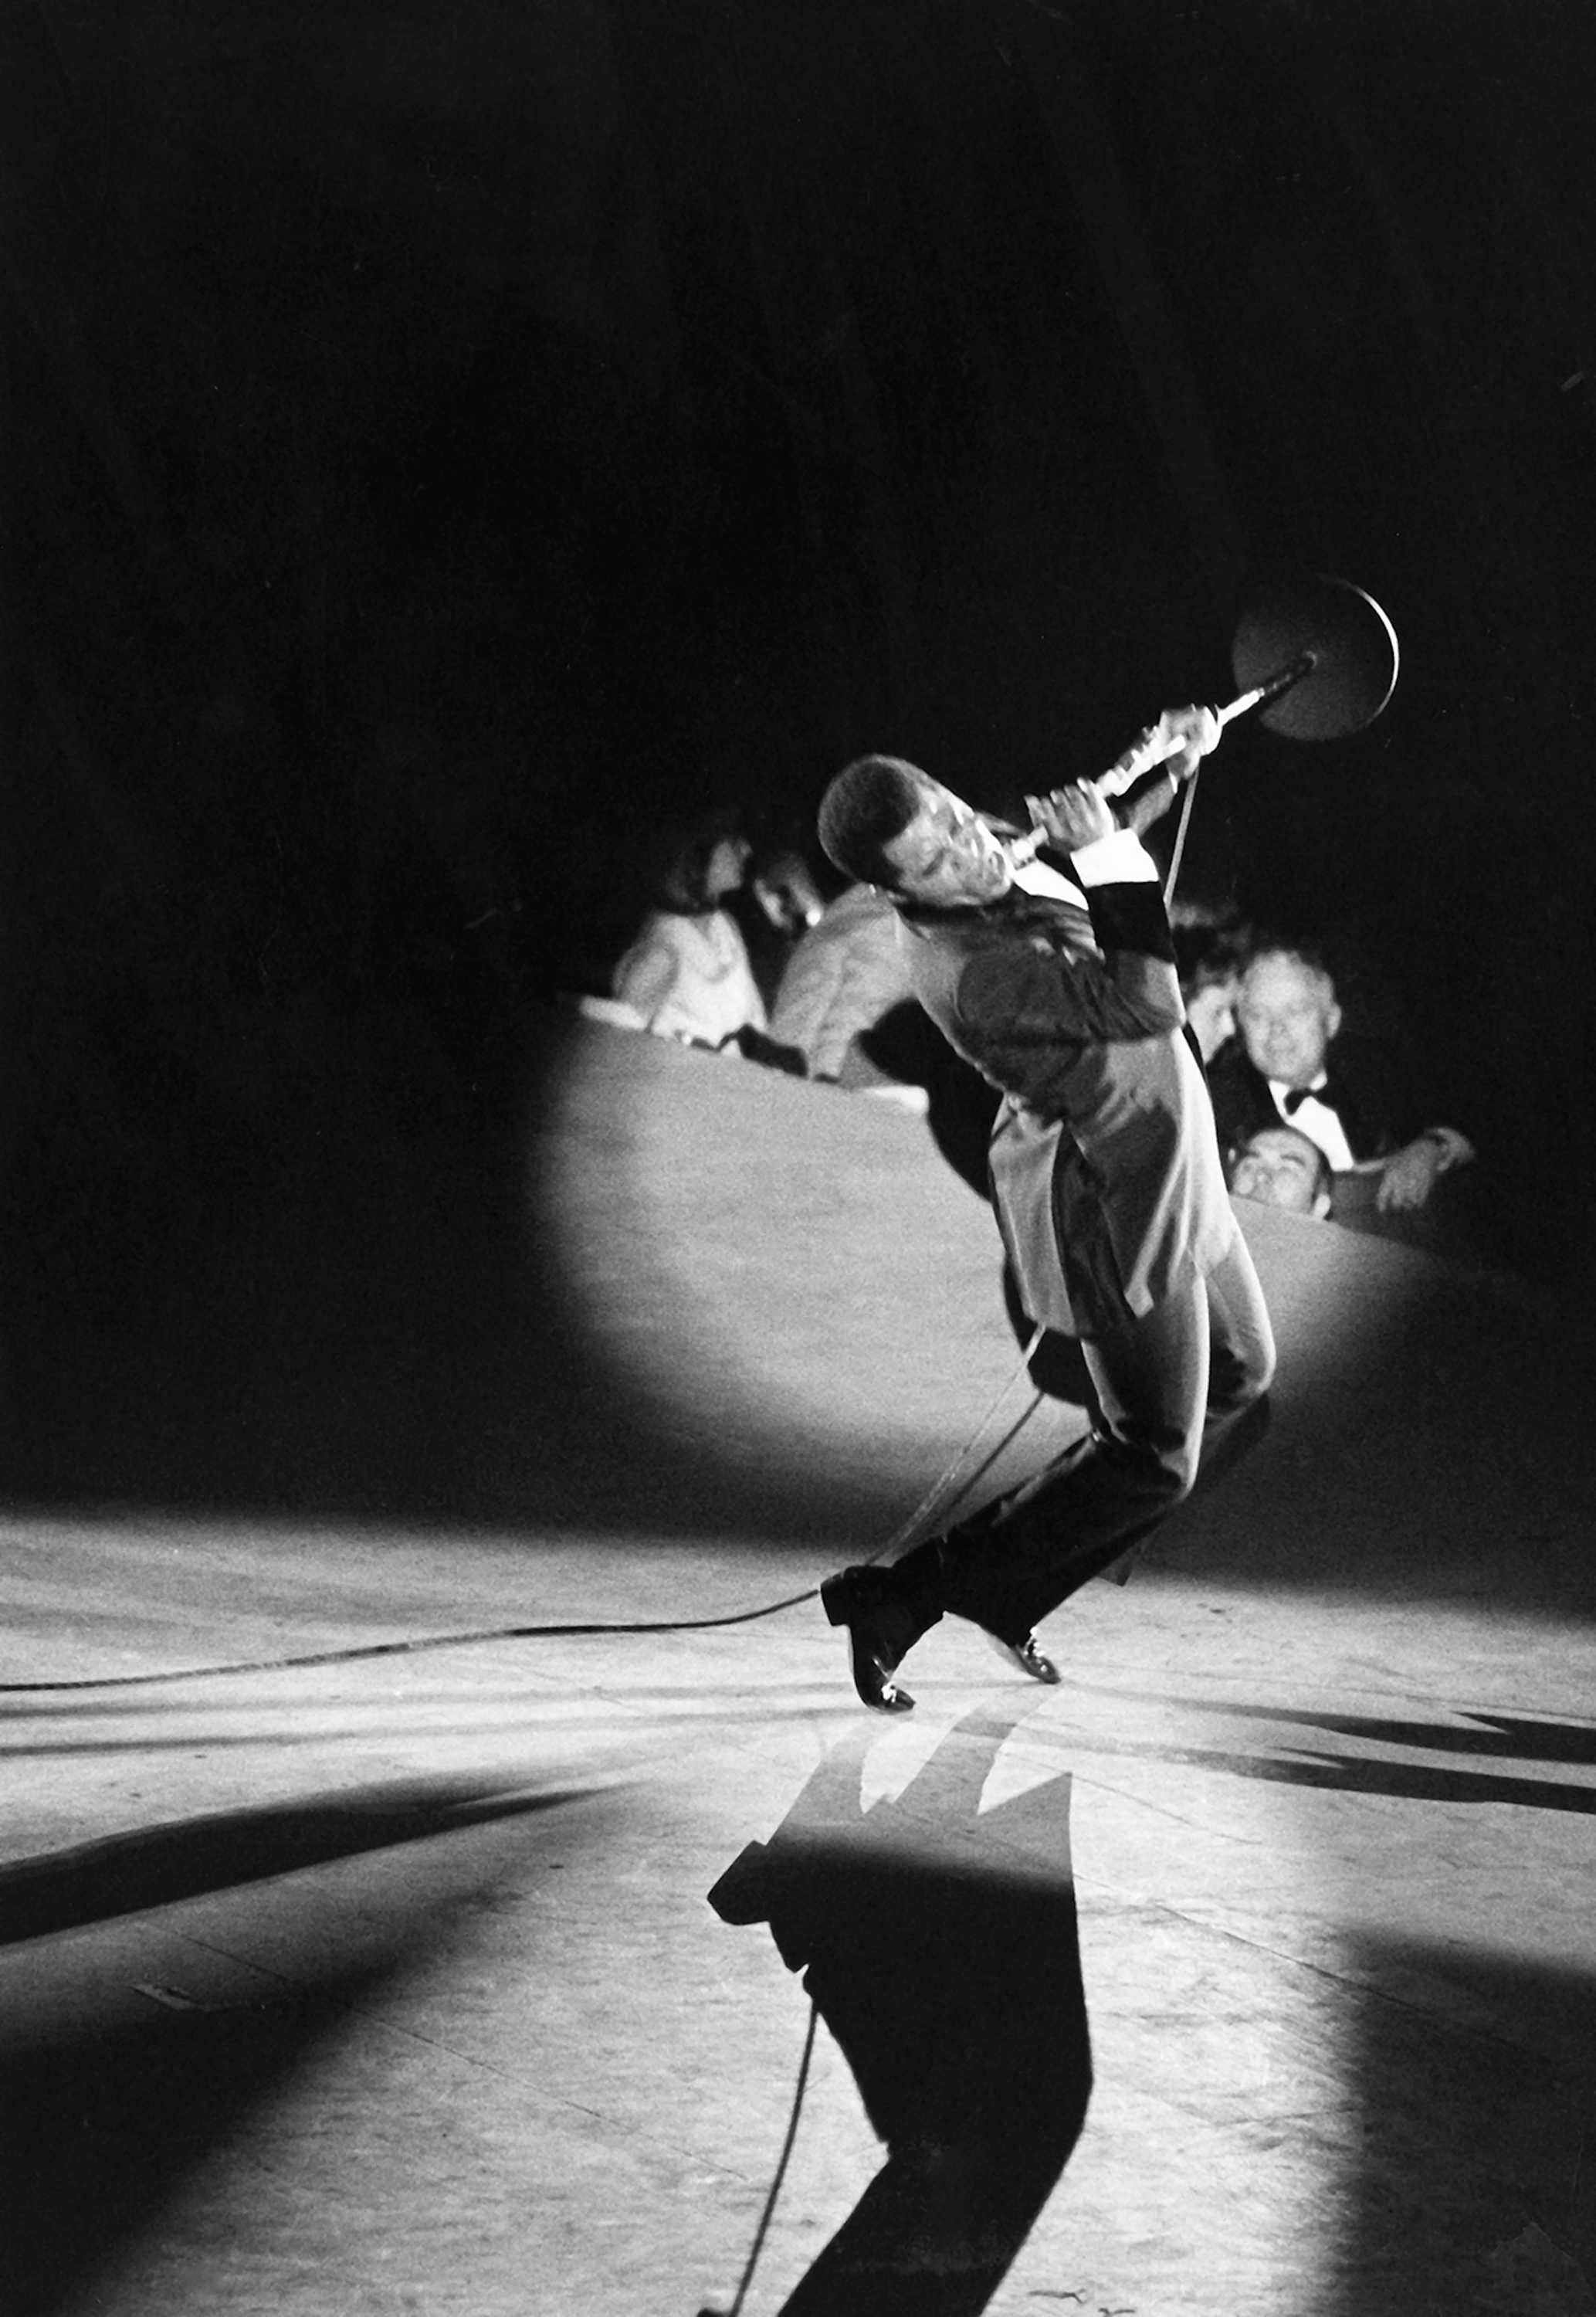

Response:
(1237, 952), (1341, 1087)
(753, 854), (825, 933)
(880, 780), (1015, 908)
(1229, 1125), (1332, 1216)
(704, 835), (753, 902)
(1185, 975), (1239, 1062)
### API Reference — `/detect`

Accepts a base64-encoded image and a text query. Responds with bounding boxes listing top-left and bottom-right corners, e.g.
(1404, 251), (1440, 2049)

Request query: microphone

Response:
(1002, 822), (1052, 870)
(1002, 752), (1183, 867)
(1001, 693), (1259, 867)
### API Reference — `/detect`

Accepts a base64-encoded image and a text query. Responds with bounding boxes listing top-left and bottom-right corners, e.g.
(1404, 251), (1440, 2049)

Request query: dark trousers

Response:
(895, 1235), (1275, 1644)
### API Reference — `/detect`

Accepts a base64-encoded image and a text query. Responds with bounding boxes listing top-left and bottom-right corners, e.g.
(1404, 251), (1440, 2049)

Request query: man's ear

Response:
(1313, 1186), (1333, 1220)
(1324, 999), (1344, 1043)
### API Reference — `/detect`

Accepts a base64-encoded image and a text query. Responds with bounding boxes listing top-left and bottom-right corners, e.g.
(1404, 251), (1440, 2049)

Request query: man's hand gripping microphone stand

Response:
(1004, 650), (1317, 907)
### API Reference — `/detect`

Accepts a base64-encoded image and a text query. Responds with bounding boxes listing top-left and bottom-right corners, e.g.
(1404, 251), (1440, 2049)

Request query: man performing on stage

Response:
(815, 707), (1276, 1711)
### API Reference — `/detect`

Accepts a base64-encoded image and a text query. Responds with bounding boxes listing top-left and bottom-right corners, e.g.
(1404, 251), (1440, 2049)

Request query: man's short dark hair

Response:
(1174, 919), (1250, 999)
(649, 805), (747, 914)
(817, 755), (932, 887)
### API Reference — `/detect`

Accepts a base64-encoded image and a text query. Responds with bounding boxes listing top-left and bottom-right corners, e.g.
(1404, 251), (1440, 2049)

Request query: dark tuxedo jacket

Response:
(1205, 1042), (1405, 1170)
(1207, 1039), (1493, 1260)
(896, 861), (1237, 1339)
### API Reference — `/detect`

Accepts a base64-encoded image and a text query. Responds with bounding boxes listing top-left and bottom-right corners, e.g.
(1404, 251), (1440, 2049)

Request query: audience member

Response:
(1174, 919), (1249, 1065)
(733, 841), (828, 1012)
(1228, 1123), (1333, 1218)
(769, 882), (920, 1087)
(611, 809), (770, 1053)
(1207, 939), (1474, 1223)
(750, 845), (825, 938)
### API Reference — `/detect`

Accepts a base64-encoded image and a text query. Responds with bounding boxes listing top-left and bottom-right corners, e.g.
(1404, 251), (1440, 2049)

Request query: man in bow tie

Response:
(811, 708), (1277, 1714)
(1208, 941), (1473, 1215)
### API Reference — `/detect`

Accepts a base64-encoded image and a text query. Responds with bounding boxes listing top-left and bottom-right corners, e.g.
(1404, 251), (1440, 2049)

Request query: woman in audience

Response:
(612, 809), (768, 1051)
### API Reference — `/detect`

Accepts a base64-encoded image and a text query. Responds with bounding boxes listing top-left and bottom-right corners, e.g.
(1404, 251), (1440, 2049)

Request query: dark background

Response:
(4, 0), (1595, 1500)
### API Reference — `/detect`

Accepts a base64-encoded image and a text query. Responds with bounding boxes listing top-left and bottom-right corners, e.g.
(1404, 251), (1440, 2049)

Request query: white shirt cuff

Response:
(1071, 826), (1160, 887)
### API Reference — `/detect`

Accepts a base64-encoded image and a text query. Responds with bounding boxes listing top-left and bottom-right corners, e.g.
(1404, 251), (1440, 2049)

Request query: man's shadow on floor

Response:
(708, 1702), (1092, 2316)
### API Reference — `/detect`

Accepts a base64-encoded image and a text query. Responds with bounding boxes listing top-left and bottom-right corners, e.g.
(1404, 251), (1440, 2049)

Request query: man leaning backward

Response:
(815, 708), (1276, 1712)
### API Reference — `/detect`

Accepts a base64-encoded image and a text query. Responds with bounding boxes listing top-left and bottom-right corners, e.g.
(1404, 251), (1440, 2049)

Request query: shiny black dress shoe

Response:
(820, 1566), (921, 1714)
(984, 1630), (1060, 1684)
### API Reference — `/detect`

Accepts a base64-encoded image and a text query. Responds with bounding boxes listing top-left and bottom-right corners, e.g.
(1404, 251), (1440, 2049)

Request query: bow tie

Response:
(1283, 1079), (1333, 1116)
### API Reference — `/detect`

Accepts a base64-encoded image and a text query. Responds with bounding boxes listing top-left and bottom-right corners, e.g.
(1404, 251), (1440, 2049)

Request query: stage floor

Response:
(4, 1016), (1594, 2317)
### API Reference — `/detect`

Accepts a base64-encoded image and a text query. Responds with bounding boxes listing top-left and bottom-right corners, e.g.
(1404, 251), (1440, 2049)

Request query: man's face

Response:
(1237, 952), (1340, 1086)
(753, 857), (823, 932)
(880, 781), (1015, 908)
(1230, 1126), (1331, 1216)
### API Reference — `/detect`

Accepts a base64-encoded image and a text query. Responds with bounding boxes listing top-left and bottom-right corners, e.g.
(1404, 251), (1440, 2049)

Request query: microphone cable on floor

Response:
(1, 1328), (1048, 1694)
(696, 1999), (819, 2317)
